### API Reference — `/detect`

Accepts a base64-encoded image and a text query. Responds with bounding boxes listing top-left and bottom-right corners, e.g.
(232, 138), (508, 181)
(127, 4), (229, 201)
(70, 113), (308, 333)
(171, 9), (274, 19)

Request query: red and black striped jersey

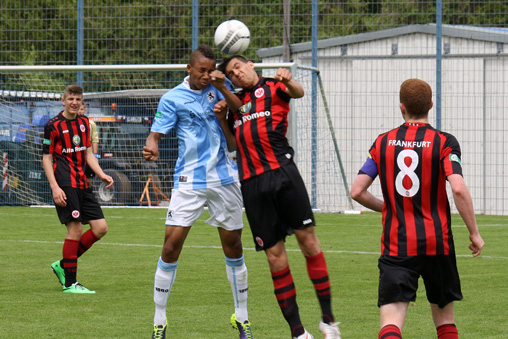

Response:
(369, 122), (463, 256)
(43, 112), (91, 189)
(233, 77), (294, 181)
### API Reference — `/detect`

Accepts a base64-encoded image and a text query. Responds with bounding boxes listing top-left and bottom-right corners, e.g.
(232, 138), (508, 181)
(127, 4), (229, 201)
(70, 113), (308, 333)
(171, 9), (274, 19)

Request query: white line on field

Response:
(2, 239), (508, 259)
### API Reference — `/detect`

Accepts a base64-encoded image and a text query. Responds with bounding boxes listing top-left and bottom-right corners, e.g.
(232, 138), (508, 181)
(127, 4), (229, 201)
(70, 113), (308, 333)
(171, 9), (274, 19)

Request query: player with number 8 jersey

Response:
(350, 78), (484, 339)
(367, 122), (462, 256)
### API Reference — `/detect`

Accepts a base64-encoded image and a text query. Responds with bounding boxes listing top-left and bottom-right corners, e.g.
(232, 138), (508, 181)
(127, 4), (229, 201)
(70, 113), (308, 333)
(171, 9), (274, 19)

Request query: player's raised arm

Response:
(210, 69), (242, 112)
(213, 100), (237, 152)
(274, 68), (304, 98)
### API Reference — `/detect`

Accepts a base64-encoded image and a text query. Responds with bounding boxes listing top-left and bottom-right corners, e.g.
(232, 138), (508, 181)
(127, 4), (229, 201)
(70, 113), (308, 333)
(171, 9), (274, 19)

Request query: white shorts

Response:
(165, 182), (244, 230)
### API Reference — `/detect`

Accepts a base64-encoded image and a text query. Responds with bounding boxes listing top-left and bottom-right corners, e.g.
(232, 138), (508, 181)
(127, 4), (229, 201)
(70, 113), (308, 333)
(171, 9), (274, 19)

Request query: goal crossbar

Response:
(0, 63), (296, 72)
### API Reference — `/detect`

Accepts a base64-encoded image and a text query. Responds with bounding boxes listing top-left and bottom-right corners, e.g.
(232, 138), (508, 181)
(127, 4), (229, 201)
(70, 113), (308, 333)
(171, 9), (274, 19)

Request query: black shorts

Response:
(241, 162), (315, 251)
(378, 255), (463, 308)
(55, 187), (104, 225)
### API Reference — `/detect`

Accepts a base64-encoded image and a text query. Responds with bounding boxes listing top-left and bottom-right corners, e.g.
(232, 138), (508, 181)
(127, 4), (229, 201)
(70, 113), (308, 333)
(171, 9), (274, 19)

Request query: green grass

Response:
(0, 207), (506, 338)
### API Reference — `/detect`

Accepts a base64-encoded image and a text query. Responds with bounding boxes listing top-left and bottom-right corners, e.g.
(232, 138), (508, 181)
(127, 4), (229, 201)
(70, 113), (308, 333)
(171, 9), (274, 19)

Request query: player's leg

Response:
(51, 188), (93, 293)
(294, 227), (336, 321)
(153, 225), (191, 336)
(218, 228), (249, 317)
(77, 187), (107, 257)
(58, 220), (95, 293)
(423, 255), (462, 339)
(218, 228), (253, 338)
(378, 256), (421, 339)
(62, 220), (84, 287)
(77, 219), (105, 257)
(153, 189), (204, 335)
(294, 227), (340, 338)
(266, 241), (309, 338)
(431, 303), (458, 339)
(379, 302), (407, 338)
(58, 232), (91, 294)
(280, 163), (340, 337)
(208, 183), (252, 338)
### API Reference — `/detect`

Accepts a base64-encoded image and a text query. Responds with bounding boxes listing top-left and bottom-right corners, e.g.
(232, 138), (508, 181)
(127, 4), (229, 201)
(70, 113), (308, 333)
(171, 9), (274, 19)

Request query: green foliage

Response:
(0, 207), (506, 338)
(0, 1), (506, 92)
(1, 0), (507, 68)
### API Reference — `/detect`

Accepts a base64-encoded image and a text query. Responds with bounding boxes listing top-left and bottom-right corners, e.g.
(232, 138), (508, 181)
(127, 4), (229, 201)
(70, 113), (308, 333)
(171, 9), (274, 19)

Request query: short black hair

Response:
(218, 55), (248, 76)
(190, 45), (216, 65)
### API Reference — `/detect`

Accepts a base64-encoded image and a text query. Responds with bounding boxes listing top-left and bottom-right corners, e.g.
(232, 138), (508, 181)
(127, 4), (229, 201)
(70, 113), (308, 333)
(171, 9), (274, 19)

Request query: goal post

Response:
(0, 63), (352, 212)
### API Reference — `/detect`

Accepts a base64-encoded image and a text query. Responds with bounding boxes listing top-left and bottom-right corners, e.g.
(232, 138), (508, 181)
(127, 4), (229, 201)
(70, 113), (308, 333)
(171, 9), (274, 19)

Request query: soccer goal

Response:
(0, 64), (352, 212)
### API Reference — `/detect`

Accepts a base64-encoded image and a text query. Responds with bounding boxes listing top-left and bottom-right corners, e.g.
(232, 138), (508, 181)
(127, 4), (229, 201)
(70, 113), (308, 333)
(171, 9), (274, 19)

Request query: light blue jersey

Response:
(151, 76), (239, 189)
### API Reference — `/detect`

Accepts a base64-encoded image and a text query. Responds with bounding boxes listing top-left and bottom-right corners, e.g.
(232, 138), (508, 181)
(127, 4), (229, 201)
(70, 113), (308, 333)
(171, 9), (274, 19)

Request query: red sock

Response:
(379, 324), (402, 339)
(77, 229), (100, 257)
(271, 266), (304, 338)
(62, 239), (79, 287)
(305, 251), (334, 323)
(437, 324), (458, 339)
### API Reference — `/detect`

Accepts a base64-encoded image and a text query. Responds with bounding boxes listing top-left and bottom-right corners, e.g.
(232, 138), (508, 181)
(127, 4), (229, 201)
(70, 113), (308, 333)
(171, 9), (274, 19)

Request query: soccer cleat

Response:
(152, 322), (167, 339)
(293, 330), (314, 339)
(230, 313), (254, 339)
(51, 260), (65, 286)
(63, 282), (96, 294)
(319, 321), (341, 339)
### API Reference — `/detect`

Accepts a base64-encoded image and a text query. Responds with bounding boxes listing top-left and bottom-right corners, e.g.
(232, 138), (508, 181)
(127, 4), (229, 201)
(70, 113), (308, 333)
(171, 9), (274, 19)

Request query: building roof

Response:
(257, 24), (508, 58)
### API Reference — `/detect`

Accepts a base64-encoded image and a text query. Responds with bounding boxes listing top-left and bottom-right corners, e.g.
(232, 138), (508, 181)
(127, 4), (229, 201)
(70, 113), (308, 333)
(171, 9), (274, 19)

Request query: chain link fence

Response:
(1, 1), (507, 214)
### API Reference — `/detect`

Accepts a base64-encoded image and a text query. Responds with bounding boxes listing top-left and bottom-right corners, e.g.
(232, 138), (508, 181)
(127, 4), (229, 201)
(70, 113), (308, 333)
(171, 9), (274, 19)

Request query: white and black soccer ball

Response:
(214, 20), (250, 55)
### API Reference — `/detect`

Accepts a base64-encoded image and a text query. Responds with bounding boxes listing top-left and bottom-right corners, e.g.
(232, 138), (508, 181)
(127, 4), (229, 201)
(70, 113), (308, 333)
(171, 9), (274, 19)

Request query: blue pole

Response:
(310, 0), (318, 208)
(436, 0), (442, 129)
(77, 0), (84, 86)
(192, 0), (199, 50)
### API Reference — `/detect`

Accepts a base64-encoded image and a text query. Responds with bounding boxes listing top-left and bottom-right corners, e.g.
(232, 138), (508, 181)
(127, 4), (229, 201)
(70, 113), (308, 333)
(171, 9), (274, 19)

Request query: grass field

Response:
(1, 207), (507, 338)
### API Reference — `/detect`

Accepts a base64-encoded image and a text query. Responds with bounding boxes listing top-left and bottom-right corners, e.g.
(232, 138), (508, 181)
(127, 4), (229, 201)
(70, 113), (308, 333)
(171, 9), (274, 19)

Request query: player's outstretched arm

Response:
(448, 173), (485, 256)
(350, 174), (383, 212)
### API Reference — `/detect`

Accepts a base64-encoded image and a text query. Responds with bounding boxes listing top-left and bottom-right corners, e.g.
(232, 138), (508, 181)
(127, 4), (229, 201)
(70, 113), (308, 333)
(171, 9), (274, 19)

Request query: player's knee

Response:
(224, 246), (243, 259)
(297, 232), (321, 256)
(266, 253), (288, 272)
(98, 225), (108, 238)
(161, 242), (182, 261)
(91, 220), (108, 238)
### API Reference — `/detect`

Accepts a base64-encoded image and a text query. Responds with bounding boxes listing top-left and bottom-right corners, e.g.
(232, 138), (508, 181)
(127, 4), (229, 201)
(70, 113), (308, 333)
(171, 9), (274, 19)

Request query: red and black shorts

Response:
(241, 162), (315, 251)
(378, 255), (463, 308)
(54, 187), (104, 225)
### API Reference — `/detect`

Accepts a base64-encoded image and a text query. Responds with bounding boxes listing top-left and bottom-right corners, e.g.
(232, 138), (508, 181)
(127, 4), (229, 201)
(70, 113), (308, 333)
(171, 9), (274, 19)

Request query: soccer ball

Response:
(214, 20), (250, 55)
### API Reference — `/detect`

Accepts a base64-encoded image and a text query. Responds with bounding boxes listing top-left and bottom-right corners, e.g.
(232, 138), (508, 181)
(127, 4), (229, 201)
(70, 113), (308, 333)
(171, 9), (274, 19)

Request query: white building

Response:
(257, 24), (508, 215)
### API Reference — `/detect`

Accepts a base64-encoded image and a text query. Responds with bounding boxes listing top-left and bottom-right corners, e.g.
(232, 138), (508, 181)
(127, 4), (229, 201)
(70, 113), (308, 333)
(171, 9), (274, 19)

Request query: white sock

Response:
(225, 255), (249, 323)
(153, 257), (178, 326)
